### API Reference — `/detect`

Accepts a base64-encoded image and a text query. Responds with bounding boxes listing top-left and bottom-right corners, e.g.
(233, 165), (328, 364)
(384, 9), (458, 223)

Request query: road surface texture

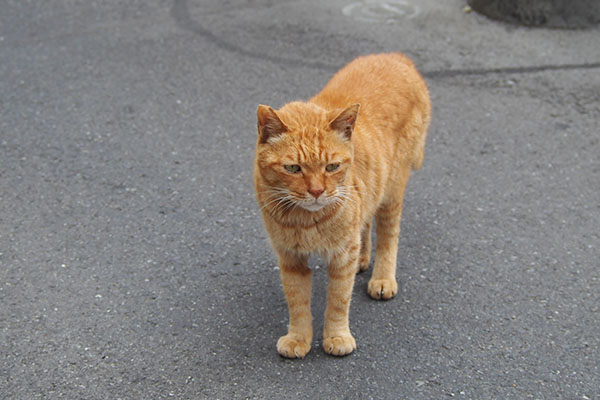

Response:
(1, 0), (599, 399)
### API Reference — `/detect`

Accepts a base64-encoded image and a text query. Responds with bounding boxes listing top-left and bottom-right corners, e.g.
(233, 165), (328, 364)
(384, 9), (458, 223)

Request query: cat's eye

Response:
(326, 163), (340, 172)
(284, 164), (301, 173)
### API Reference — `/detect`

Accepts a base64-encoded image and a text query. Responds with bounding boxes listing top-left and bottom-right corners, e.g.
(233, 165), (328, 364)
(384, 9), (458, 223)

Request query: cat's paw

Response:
(358, 256), (370, 273)
(323, 334), (356, 356)
(368, 278), (398, 300)
(277, 334), (311, 359)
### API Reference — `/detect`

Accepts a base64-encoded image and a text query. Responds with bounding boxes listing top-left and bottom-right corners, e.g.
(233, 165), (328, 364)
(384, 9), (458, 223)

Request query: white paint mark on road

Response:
(343, 0), (420, 23)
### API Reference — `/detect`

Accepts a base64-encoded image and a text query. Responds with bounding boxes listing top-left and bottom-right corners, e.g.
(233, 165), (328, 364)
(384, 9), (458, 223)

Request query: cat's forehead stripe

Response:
(297, 133), (329, 164)
(297, 140), (309, 163)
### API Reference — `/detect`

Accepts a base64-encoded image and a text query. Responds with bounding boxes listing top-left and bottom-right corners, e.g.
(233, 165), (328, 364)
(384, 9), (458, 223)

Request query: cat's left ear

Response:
(329, 103), (360, 140)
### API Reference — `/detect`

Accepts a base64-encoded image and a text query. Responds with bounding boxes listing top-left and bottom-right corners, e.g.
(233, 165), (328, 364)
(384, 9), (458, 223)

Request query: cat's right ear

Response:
(257, 105), (288, 144)
(329, 103), (360, 141)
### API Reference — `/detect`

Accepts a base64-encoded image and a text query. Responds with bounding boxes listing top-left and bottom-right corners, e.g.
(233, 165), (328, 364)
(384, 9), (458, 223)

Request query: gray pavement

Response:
(1, 0), (599, 399)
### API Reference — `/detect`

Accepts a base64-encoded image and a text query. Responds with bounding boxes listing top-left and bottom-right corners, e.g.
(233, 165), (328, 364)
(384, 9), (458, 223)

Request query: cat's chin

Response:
(300, 202), (326, 212)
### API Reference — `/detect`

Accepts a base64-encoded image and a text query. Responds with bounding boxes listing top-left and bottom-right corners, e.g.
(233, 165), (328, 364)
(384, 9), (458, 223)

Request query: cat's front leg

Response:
(276, 250), (313, 358)
(323, 241), (360, 356)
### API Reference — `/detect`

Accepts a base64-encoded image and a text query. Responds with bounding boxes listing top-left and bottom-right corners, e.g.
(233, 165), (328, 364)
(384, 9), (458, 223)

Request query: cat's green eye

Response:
(326, 163), (340, 172)
(284, 164), (301, 173)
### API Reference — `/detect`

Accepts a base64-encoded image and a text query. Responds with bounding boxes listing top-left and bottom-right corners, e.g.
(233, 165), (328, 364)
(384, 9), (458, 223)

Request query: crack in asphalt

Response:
(172, 0), (600, 79)
(171, 0), (336, 71)
(423, 62), (600, 79)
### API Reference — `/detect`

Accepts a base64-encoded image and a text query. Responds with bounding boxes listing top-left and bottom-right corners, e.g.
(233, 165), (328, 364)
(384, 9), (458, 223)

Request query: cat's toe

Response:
(367, 278), (398, 300)
(357, 261), (370, 273)
(277, 334), (311, 359)
(323, 335), (356, 356)
(358, 256), (370, 273)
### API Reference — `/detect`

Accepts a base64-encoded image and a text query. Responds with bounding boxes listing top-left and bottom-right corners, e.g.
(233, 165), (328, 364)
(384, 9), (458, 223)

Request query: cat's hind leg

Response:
(369, 172), (409, 300)
(277, 252), (313, 358)
(358, 219), (373, 272)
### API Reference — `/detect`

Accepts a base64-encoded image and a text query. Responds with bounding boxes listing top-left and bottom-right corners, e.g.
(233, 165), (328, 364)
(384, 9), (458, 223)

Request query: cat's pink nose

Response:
(308, 188), (324, 198)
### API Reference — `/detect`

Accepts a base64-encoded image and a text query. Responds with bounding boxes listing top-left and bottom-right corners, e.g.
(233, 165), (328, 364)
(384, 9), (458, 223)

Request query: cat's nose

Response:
(308, 188), (324, 198)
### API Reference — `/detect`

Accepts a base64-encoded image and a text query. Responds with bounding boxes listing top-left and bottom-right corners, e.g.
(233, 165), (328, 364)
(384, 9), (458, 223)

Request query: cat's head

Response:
(254, 102), (360, 213)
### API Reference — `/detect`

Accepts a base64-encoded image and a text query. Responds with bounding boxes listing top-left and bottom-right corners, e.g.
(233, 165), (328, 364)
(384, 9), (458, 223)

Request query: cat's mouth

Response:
(298, 190), (350, 212)
(300, 201), (327, 212)
(299, 193), (342, 211)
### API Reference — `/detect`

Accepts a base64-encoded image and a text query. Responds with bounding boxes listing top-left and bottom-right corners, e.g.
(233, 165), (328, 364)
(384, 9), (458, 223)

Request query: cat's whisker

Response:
(338, 188), (356, 199)
(282, 200), (299, 213)
(260, 194), (290, 212)
(334, 187), (357, 208)
(331, 197), (344, 208)
(258, 187), (297, 213)
(267, 193), (300, 216)
(336, 197), (351, 209)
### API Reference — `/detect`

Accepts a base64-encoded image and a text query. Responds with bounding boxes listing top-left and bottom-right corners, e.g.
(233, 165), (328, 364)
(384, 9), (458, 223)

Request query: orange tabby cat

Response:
(254, 53), (431, 358)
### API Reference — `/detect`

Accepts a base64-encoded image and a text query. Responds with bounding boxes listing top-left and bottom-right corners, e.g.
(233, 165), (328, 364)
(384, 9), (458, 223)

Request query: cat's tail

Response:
(412, 138), (425, 170)
(406, 65), (431, 171)
(410, 107), (431, 171)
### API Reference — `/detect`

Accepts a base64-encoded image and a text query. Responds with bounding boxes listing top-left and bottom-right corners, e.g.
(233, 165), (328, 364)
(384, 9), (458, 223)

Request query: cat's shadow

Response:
(219, 260), (381, 361)
(220, 214), (447, 361)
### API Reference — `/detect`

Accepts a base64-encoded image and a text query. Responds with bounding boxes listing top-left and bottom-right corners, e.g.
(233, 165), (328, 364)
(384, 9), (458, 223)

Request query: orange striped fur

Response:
(254, 53), (431, 358)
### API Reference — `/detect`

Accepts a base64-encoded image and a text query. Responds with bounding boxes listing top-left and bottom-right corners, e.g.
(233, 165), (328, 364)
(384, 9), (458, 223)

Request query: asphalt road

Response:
(1, 0), (599, 399)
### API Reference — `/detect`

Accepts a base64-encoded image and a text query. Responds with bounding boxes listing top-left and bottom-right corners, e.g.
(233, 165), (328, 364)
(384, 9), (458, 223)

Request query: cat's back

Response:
(311, 53), (429, 116)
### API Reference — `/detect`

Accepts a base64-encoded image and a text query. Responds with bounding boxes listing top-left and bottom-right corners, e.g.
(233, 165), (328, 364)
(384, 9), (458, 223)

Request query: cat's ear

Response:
(257, 105), (288, 144)
(329, 103), (360, 140)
